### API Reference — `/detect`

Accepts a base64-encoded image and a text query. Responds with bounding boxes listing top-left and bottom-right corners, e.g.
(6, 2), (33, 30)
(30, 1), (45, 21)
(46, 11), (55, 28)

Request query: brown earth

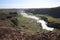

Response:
(0, 19), (17, 27)
(0, 27), (60, 40)
(30, 31), (60, 40)
(0, 27), (30, 40)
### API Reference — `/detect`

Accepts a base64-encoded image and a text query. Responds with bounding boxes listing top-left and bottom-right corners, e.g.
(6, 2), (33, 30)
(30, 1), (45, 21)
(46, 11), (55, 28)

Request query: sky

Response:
(0, 0), (60, 9)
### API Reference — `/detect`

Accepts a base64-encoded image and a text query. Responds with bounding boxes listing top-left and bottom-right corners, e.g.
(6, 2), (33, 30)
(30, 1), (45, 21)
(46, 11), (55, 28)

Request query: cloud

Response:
(0, 0), (60, 9)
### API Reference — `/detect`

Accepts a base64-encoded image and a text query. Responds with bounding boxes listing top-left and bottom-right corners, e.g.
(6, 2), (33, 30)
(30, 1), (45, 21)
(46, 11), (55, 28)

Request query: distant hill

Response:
(0, 7), (60, 18)
(25, 7), (60, 18)
(49, 7), (60, 18)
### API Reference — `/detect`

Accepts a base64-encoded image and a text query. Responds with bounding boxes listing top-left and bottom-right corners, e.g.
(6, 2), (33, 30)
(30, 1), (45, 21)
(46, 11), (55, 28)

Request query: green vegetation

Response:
(17, 15), (42, 34)
(17, 12), (60, 34)
(34, 14), (60, 23)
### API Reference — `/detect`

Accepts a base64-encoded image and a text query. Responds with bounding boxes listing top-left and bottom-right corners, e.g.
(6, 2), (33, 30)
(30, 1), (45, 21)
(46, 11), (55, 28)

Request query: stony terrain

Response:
(0, 28), (60, 40)
(0, 19), (60, 40)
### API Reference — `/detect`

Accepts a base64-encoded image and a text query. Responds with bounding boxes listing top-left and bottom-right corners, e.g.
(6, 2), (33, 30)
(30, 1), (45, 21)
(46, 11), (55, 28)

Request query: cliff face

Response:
(49, 7), (60, 18)
(25, 7), (60, 18)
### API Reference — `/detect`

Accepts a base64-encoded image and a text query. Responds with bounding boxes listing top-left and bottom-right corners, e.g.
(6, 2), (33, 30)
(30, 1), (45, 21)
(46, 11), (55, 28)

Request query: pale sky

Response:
(0, 0), (60, 9)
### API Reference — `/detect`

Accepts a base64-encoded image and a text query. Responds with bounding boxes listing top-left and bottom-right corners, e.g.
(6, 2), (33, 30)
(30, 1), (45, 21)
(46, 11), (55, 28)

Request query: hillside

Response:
(25, 6), (60, 18)
(17, 15), (43, 34)
(0, 28), (60, 40)
(0, 7), (60, 40)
